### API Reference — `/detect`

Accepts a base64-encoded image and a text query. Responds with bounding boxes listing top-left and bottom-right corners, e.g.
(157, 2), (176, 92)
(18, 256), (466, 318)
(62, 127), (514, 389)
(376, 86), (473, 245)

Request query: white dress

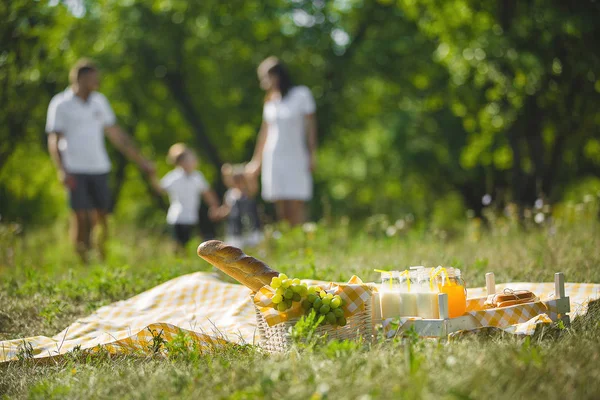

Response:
(261, 85), (316, 201)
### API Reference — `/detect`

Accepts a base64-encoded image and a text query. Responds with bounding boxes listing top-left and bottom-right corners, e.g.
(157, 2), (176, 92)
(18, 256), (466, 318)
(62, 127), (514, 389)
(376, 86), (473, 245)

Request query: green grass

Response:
(1, 209), (599, 399)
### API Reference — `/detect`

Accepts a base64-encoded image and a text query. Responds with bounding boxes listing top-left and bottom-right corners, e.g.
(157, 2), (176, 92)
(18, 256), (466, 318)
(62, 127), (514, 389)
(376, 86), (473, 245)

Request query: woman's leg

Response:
(287, 200), (306, 227)
(275, 200), (287, 223)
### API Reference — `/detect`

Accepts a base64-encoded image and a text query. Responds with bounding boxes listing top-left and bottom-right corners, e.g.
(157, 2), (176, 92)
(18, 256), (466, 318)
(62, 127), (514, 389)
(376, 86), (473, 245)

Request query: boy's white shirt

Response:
(161, 167), (209, 225)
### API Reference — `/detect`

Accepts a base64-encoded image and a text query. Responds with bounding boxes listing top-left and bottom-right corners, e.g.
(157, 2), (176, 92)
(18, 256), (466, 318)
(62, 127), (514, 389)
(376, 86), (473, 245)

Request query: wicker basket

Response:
(253, 295), (374, 353)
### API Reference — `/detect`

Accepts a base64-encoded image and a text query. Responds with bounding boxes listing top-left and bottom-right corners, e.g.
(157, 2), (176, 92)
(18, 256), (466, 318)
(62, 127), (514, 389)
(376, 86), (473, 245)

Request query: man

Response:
(46, 58), (154, 263)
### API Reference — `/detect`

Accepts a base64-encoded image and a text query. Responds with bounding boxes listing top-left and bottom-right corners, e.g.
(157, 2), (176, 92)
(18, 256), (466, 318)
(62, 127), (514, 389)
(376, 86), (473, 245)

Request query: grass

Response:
(1, 206), (599, 399)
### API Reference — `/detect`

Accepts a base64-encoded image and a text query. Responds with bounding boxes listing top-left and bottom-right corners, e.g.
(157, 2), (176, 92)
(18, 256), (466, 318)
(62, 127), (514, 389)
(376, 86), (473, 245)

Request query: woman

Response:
(247, 56), (318, 226)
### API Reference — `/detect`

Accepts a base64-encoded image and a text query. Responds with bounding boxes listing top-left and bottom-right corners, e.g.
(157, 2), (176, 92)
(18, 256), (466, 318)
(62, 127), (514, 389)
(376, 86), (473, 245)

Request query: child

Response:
(218, 163), (263, 249)
(150, 143), (221, 252)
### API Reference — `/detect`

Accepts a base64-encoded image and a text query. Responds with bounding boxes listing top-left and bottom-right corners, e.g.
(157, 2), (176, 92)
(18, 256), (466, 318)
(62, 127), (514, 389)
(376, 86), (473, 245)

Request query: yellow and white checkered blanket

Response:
(1, 273), (599, 362)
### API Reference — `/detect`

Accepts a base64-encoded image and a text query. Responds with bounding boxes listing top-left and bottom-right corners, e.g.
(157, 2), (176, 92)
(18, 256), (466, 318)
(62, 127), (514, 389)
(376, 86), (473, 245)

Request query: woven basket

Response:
(253, 294), (374, 353)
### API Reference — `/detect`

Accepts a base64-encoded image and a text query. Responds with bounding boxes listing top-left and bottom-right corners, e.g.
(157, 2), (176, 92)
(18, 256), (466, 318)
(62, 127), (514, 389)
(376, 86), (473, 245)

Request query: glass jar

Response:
(415, 268), (439, 319)
(433, 267), (467, 318)
(379, 271), (402, 319)
(397, 270), (417, 317)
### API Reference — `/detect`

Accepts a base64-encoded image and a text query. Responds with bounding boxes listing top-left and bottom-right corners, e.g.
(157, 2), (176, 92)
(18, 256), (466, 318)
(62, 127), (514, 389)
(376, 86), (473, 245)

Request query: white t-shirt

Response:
(161, 168), (210, 225)
(261, 85), (316, 201)
(45, 88), (116, 174)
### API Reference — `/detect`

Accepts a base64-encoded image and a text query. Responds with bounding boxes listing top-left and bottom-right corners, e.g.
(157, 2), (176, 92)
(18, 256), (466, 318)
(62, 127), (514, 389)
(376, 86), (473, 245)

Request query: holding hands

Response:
(245, 160), (261, 178)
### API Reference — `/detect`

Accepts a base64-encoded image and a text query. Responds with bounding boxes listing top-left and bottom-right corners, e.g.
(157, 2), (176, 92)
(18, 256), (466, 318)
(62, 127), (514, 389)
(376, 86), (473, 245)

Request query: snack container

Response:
(252, 293), (374, 353)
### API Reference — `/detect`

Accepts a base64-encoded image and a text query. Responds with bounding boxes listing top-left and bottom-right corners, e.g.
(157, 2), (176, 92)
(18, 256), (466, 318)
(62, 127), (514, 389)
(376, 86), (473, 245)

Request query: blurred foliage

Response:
(1, 0), (599, 226)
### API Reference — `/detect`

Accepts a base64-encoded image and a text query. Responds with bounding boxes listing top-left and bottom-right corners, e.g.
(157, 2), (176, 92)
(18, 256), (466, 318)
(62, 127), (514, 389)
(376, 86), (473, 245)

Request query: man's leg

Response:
(88, 173), (112, 261)
(72, 211), (91, 264)
(91, 210), (109, 261)
(68, 174), (93, 264)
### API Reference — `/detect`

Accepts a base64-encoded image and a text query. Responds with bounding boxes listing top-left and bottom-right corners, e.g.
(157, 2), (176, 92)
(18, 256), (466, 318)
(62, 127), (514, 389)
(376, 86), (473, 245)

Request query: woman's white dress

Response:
(261, 85), (316, 202)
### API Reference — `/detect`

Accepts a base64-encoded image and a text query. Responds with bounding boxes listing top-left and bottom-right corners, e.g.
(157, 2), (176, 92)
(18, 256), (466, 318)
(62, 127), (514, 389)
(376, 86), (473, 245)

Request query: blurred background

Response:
(1, 0), (599, 234)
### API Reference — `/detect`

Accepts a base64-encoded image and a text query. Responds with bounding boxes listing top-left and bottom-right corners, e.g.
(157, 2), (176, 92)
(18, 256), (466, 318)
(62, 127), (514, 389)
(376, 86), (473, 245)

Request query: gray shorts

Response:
(69, 173), (111, 211)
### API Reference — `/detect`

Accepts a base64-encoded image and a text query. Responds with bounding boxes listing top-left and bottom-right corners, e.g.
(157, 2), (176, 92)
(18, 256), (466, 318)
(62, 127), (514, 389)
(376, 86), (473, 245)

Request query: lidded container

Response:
(378, 271), (402, 319)
(432, 267), (467, 318)
(397, 269), (417, 317)
(414, 267), (440, 319)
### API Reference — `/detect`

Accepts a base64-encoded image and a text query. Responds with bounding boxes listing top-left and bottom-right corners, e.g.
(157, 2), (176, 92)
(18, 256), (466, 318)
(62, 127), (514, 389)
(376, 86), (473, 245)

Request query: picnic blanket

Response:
(1, 272), (599, 362)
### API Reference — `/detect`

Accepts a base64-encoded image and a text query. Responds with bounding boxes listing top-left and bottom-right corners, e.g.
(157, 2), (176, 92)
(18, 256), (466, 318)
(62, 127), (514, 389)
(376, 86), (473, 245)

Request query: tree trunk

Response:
(524, 96), (544, 203)
(162, 71), (224, 173)
(110, 152), (128, 213)
(508, 128), (524, 216)
(162, 71), (223, 237)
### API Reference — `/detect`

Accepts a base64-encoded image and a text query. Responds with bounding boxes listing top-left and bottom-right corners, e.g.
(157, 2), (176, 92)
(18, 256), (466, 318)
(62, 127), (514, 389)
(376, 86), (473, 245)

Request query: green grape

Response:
(321, 297), (331, 306)
(307, 286), (317, 295)
(276, 287), (285, 296)
(292, 285), (302, 293)
(337, 316), (347, 326)
(277, 302), (288, 312)
(330, 297), (342, 309)
(298, 285), (308, 296)
(326, 312), (337, 324)
(307, 294), (318, 303)
(270, 277), (282, 289)
(333, 308), (344, 318)
(284, 288), (294, 299)
(292, 278), (301, 285)
(319, 304), (331, 314)
(319, 290), (327, 298)
(279, 273), (288, 281)
(302, 300), (311, 310)
(325, 293), (334, 300)
(285, 299), (293, 309)
(272, 294), (283, 304)
(293, 293), (301, 302)
(313, 298), (323, 309)
(282, 279), (292, 289)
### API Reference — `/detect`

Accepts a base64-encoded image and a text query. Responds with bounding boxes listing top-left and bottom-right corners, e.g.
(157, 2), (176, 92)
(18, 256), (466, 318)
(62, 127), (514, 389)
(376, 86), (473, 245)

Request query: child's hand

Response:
(245, 161), (260, 177)
(221, 163), (233, 176)
(208, 206), (222, 222)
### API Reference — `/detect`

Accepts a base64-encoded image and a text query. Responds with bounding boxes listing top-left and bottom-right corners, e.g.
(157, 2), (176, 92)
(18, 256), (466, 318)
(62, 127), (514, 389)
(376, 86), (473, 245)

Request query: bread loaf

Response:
(197, 240), (279, 292)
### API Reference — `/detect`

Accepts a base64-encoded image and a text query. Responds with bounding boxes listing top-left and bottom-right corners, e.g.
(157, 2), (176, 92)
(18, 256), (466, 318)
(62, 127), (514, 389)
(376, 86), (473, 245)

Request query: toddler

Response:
(150, 143), (220, 252)
(218, 163), (263, 249)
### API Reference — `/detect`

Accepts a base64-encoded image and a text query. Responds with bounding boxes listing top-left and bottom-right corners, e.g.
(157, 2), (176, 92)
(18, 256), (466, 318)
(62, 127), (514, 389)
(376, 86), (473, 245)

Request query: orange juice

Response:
(439, 282), (466, 318)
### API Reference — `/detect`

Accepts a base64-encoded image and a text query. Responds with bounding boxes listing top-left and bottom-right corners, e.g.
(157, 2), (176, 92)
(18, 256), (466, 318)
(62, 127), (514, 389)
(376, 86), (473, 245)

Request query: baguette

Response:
(197, 240), (279, 292)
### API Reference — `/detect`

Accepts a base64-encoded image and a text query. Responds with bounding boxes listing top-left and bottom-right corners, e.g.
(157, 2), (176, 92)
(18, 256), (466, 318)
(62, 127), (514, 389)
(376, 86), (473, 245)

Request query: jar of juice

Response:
(379, 271), (402, 319)
(414, 268), (440, 319)
(433, 267), (466, 318)
(397, 270), (417, 317)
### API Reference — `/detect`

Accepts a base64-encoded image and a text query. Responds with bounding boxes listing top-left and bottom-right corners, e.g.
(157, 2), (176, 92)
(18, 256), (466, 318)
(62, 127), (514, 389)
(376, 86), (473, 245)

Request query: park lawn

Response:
(0, 216), (599, 399)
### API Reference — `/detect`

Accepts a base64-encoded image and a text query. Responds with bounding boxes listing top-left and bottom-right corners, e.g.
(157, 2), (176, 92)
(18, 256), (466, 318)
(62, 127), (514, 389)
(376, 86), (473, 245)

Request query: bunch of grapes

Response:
(269, 274), (308, 312)
(302, 287), (347, 326)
